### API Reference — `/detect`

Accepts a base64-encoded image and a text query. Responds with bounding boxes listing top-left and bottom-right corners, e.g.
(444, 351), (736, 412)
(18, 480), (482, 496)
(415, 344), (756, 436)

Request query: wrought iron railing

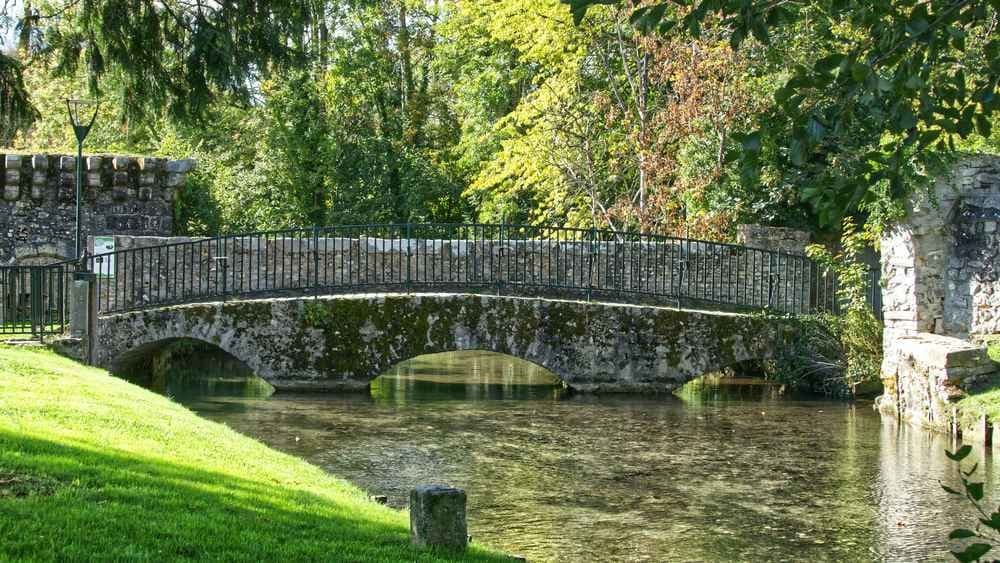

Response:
(77, 223), (860, 316)
(0, 261), (76, 336)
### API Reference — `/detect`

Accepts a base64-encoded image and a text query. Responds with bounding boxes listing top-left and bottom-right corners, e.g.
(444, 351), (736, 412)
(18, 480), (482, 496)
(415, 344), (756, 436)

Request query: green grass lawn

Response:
(0, 345), (508, 562)
(955, 339), (1000, 427)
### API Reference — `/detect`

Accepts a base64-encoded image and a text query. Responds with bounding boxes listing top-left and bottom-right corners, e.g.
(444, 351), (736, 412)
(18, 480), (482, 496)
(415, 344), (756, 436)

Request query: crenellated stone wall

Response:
(879, 155), (1000, 432)
(0, 153), (195, 265)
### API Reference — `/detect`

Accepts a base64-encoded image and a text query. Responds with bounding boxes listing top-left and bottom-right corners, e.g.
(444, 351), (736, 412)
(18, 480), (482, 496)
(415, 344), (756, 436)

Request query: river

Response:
(166, 350), (996, 562)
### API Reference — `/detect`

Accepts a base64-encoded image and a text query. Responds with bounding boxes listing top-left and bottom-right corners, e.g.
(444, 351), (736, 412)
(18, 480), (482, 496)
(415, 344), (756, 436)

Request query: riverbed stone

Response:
(410, 485), (467, 550)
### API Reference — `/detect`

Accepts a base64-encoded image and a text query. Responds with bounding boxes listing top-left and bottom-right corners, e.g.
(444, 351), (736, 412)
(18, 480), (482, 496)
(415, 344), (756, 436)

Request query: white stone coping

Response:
(100, 291), (757, 319)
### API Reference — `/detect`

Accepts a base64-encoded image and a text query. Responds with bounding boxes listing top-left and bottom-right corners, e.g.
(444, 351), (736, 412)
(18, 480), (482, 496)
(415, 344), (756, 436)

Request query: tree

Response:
(455, 0), (773, 237)
(1, 0), (317, 131)
(563, 0), (1000, 228)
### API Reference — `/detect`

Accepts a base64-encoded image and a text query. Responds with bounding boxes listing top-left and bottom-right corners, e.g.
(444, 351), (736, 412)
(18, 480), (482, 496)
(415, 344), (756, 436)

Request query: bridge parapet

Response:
(83, 225), (836, 317)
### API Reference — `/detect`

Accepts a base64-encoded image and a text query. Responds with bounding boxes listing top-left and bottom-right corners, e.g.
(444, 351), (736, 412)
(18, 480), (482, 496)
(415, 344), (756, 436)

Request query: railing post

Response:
(313, 225), (321, 290)
(214, 237), (221, 297)
(221, 255), (229, 298)
(406, 222), (413, 290)
(496, 223), (503, 296)
(213, 237), (228, 300)
(587, 227), (596, 301)
(28, 267), (42, 337)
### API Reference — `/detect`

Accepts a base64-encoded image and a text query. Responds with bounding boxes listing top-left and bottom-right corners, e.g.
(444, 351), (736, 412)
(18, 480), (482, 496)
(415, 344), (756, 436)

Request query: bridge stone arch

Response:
(96, 293), (793, 393)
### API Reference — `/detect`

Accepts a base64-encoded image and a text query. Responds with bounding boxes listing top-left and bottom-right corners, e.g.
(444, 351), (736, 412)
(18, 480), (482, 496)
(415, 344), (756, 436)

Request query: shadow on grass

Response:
(0, 429), (504, 562)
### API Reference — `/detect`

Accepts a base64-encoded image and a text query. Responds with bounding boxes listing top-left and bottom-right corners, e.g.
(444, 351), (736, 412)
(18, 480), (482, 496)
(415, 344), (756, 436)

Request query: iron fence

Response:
(0, 261), (76, 336)
(79, 223), (866, 317)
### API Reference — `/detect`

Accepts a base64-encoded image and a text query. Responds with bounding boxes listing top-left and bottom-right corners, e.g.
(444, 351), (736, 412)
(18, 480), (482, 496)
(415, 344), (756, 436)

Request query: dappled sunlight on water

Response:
(170, 351), (997, 562)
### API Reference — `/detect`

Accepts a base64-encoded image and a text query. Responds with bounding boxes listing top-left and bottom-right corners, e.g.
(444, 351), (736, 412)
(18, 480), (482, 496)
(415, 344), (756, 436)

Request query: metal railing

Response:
(0, 261), (76, 336)
(77, 223), (863, 317)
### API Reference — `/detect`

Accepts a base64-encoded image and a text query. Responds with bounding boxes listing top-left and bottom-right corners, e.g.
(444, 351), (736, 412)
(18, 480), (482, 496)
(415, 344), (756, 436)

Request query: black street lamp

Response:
(66, 98), (100, 261)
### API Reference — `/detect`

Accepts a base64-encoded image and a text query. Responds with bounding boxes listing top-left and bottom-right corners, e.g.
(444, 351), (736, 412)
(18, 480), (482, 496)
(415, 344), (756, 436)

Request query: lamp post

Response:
(66, 98), (100, 261)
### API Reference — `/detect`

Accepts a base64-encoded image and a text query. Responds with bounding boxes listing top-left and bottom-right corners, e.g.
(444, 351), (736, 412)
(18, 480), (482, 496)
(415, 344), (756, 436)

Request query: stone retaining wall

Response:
(879, 333), (998, 431)
(736, 224), (811, 254)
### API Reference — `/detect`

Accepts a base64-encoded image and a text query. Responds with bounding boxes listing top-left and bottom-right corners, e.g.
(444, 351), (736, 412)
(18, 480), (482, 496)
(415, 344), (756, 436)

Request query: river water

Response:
(169, 351), (997, 562)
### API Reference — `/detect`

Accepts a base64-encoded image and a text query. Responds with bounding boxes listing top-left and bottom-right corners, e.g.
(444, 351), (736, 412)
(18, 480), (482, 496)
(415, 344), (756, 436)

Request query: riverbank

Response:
(955, 340), (1000, 429)
(0, 345), (506, 561)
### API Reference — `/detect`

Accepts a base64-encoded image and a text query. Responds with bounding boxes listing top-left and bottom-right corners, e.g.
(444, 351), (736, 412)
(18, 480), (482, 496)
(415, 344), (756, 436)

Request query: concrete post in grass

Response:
(69, 278), (90, 338)
(410, 485), (467, 550)
(70, 271), (97, 364)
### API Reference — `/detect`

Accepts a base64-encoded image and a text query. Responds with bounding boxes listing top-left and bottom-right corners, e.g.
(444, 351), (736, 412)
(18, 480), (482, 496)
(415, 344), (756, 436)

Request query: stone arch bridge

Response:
(96, 293), (794, 393)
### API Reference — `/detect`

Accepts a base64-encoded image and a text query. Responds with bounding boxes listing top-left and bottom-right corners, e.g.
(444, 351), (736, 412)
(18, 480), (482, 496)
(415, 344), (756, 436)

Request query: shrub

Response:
(772, 217), (883, 397)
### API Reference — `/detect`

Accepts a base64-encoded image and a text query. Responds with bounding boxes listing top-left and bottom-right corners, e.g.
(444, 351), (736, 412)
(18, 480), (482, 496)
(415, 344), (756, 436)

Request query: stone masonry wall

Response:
(0, 153), (195, 265)
(96, 293), (794, 393)
(86, 233), (827, 315)
(879, 155), (1000, 432)
(736, 224), (812, 254)
(882, 155), (1000, 342)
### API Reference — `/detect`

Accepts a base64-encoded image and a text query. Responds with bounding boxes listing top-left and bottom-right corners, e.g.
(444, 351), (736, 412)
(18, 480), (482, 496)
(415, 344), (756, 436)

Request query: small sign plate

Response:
(93, 236), (116, 278)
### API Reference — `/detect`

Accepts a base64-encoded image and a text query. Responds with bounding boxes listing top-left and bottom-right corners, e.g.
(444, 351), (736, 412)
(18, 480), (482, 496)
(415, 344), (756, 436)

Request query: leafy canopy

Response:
(0, 0), (315, 135)
(562, 0), (1000, 227)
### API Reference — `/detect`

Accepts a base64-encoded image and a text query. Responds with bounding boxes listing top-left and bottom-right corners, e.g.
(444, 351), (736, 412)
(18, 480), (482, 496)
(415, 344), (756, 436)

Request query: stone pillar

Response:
(409, 485), (467, 550)
(69, 279), (90, 338)
(879, 155), (1000, 432)
(69, 271), (97, 364)
(881, 155), (1000, 346)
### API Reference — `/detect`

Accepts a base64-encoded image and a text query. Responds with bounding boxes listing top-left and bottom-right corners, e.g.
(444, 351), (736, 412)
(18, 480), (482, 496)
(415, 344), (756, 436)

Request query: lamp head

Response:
(66, 98), (100, 142)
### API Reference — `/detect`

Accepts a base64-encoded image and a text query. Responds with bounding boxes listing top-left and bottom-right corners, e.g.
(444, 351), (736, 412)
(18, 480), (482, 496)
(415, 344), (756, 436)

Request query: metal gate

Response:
(0, 262), (75, 337)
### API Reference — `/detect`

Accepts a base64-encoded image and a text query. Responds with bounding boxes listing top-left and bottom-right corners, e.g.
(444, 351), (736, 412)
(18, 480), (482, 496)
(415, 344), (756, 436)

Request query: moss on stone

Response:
(100, 293), (790, 393)
(223, 301), (273, 326)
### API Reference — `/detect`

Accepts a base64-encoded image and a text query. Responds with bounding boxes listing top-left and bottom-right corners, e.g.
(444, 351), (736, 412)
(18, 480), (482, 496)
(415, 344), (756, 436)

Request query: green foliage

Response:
(0, 53), (38, 144)
(769, 218), (882, 396)
(5, 0), (998, 237)
(13, 1), (310, 124)
(771, 313), (851, 396)
(806, 217), (875, 315)
(563, 0), (1000, 229)
(954, 339), (1000, 428)
(956, 385), (1000, 431)
(804, 218), (884, 393)
(942, 446), (1000, 562)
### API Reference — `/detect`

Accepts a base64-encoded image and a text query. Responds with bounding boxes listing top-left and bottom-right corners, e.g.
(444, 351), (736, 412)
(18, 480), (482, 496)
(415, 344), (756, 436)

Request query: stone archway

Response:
(95, 294), (794, 393)
(13, 242), (72, 266)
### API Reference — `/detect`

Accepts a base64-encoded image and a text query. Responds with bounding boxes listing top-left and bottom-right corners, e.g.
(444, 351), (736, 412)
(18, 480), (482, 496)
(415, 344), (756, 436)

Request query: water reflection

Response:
(168, 351), (996, 562)
(372, 351), (565, 403)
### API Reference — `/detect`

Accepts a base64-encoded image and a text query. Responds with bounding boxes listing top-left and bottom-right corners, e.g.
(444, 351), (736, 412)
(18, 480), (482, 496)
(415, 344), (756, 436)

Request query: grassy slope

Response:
(956, 341), (1000, 425)
(0, 345), (506, 562)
